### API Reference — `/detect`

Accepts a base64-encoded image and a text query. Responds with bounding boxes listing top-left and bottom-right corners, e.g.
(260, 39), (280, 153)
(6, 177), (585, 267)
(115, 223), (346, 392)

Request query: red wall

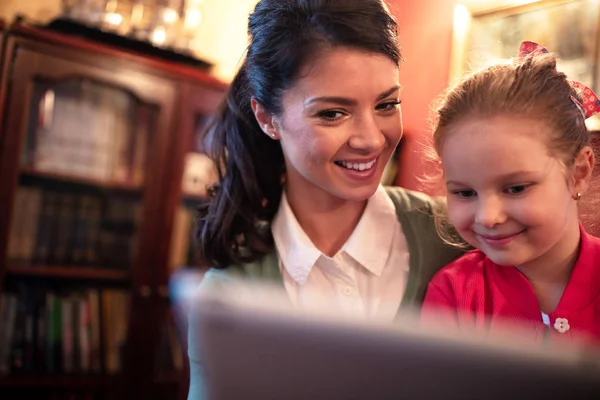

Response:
(387, 0), (457, 193)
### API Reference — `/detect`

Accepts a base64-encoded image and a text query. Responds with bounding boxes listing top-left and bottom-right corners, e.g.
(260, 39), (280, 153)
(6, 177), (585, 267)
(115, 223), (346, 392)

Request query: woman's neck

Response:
(284, 185), (368, 257)
(516, 222), (581, 313)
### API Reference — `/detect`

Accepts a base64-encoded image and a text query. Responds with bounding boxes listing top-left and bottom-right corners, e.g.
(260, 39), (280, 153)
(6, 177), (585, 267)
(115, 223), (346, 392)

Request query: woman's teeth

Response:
(336, 159), (376, 171)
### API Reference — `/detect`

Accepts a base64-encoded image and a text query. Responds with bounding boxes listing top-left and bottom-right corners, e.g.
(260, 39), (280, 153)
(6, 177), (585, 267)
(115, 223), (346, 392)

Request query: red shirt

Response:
(422, 229), (600, 345)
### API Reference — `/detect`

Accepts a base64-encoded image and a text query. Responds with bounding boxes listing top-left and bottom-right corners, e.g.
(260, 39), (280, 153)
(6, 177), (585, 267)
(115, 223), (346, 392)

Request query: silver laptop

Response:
(190, 282), (600, 400)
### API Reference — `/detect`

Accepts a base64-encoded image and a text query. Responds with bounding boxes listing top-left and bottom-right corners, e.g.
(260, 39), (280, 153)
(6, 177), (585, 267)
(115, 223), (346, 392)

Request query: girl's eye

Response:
(505, 185), (528, 195)
(376, 100), (401, 111)
(318, 110), (345, 121)
(452, 189), (477, 198)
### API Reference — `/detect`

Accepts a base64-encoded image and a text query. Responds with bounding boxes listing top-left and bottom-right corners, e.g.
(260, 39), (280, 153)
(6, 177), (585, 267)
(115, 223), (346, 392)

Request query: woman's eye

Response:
(318, 110), (345, 121)
(376, 100), (401, 111)
(452, 190), (477, 198)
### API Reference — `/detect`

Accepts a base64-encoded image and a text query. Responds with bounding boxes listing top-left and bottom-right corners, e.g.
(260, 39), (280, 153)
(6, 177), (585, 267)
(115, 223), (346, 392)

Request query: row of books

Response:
(7, 185), (143, 269)
(0, 285), (129, 375)
(22, 80), (149, 185)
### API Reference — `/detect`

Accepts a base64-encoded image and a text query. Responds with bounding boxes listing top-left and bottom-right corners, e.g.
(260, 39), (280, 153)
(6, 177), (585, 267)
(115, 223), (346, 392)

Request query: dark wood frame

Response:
(0, 19), (7, 157)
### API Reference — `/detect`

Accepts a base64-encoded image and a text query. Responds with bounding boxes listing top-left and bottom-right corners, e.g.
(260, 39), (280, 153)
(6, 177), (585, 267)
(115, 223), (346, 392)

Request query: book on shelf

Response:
(7, 186), (142, 270)
(7, 186), (42, 264)
(0, 286), (129, 375)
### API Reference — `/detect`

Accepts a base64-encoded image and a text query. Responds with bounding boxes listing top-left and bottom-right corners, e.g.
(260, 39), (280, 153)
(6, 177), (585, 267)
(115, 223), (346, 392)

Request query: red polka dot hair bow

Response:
(519, 40), (600, 119)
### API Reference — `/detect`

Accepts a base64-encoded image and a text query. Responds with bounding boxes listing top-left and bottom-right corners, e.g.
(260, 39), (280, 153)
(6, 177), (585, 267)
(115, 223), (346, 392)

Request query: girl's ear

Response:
(251, 98), (280, 140)
(571, 145), (595, 197)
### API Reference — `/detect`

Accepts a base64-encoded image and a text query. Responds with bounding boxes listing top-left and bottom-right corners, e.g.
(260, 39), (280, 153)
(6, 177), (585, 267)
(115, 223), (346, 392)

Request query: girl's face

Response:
(441, 115), (586, 268)
(261, 47), (403, 204)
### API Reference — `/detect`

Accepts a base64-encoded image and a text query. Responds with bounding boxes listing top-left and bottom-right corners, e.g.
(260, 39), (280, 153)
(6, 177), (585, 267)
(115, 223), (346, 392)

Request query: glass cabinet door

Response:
(9, 78), (150, 272)
(0, 45), (175, 384)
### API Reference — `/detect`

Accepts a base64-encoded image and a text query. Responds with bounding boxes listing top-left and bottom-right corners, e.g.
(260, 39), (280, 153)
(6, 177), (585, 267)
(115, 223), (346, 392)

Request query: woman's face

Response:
(257, 47), (403, 204)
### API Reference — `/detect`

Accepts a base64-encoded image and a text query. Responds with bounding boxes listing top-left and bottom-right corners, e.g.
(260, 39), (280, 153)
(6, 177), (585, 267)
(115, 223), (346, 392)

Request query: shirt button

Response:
(554, 318), (570, 334)
(341, 286), (354, 296)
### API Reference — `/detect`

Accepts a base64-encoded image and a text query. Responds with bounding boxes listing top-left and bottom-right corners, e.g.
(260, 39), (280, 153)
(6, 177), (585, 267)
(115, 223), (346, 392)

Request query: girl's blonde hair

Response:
(428, 52), (591, 246)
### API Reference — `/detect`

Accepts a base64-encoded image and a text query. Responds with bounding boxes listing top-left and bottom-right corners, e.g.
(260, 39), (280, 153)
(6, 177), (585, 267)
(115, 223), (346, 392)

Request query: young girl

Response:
(422, 41), (600, 344)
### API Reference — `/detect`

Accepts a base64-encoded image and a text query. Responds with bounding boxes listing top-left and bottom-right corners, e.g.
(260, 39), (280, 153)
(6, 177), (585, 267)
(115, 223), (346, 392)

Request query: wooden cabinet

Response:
(0, 21), (226, 399)
(0, 20), (7, 138)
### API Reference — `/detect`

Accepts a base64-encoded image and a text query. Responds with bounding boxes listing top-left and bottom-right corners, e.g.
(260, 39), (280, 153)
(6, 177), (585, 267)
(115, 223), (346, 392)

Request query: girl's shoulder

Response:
(422, 249), (490, 312)
(429, 249), (488, 287)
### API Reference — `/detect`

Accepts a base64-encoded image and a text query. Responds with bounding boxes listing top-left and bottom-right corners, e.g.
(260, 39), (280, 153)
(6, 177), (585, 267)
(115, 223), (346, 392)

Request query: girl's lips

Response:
(478, 231), (524, 248)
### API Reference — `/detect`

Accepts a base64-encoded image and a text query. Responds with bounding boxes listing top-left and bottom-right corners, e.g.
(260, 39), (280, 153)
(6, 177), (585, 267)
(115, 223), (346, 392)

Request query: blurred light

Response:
(151, 26), (167, 45)
(41, 90), (55, 130)
(131, 3), (144, 26)
(184, 8), (203, 31)
(162, 8), (179, 25)
(104, 12), (123, 26)
(454, 4), (470, 33)
(105, 0), (118, 14)
(586, 115), (600, 131)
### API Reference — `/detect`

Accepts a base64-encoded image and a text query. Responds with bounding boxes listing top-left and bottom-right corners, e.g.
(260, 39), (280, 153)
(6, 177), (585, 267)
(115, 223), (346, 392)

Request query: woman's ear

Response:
(571, 145), (595, 197)
(251, 98), (280, 140)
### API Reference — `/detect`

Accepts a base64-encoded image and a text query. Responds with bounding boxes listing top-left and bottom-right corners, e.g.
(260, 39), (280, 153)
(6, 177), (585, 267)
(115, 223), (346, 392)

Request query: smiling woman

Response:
(192, 0), (465, 319)
(189, 1), (465, 397)
(253, 48), (403, 206)
(195, 0), (412, 270)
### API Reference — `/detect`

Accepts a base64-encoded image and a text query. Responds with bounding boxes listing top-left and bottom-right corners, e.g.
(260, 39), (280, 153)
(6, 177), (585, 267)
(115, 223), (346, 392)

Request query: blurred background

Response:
(0, 0), (599, 399)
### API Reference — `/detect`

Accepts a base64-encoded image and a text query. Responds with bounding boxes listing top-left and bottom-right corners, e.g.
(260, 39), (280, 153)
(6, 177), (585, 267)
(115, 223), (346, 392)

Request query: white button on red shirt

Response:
(554, 318), (570, 334)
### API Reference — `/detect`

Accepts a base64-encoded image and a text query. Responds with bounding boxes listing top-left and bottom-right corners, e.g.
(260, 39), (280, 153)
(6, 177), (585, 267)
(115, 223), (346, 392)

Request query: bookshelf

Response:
(20, 168), (144, 193)
(0, 19), (226, 399)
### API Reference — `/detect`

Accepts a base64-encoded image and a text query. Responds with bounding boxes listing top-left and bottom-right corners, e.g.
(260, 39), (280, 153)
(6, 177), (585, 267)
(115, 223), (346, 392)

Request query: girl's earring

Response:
(573, 192), (582, 201)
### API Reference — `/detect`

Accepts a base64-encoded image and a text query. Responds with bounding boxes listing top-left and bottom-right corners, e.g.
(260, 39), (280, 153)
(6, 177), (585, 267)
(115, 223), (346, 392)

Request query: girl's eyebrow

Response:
(446, 171), (540, 186)
(445, 179), (468, 187)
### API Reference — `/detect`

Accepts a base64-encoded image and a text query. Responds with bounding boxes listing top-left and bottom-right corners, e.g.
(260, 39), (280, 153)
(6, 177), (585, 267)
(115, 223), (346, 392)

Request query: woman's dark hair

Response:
(195, 0), (402, 268)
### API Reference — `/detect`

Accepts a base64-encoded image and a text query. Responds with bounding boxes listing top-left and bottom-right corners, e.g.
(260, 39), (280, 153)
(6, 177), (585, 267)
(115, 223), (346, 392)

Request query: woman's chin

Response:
(336, 181), (380, 202)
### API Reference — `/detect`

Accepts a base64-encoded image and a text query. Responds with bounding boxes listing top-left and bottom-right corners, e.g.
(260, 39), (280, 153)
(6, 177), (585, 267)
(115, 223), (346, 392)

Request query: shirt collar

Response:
(492, 224), (600, 317)
(554, 225), (600, 311)
(271, 191), (321, 286)
(271, 185), (397, 285)
(343, 185), (397, 277)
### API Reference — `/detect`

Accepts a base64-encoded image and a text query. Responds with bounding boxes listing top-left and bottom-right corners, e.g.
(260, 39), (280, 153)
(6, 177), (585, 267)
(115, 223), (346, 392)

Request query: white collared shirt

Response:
(271, 185), (410, 321)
